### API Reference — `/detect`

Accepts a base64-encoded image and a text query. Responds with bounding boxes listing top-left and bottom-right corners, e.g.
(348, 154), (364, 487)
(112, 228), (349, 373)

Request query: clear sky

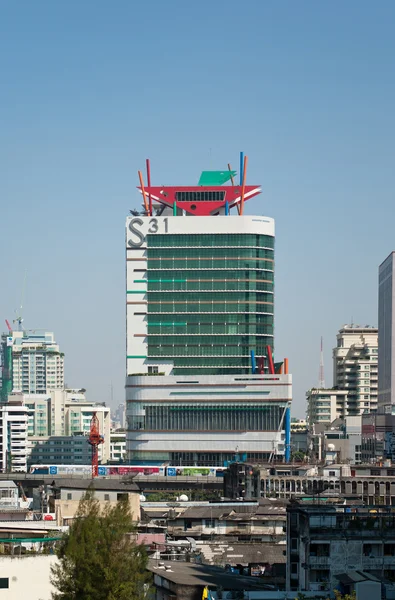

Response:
(1, 1), (395, 416)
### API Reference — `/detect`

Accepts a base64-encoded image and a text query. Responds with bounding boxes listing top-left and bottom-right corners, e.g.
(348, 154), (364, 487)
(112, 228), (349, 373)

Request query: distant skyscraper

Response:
(114, 403), (125, 429)
(1, 330), (64, 399)
(378, 252), (395, 410)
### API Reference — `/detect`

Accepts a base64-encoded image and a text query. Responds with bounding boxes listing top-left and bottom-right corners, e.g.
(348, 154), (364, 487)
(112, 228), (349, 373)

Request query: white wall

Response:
(0, 555), (57, 600)
(127, 374), (291, 458)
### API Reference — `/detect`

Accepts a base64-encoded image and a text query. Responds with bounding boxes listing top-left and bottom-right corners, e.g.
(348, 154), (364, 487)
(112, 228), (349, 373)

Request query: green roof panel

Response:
(198, 171), (236, 186)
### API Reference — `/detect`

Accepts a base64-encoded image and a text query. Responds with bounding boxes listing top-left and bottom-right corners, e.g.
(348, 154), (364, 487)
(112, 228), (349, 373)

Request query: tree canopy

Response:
(51, 490), (151, 600)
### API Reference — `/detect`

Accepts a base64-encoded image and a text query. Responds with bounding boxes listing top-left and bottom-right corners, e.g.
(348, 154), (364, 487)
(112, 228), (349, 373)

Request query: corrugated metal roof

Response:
(335, 570), (381, 584)
(147, 560), (276, 589)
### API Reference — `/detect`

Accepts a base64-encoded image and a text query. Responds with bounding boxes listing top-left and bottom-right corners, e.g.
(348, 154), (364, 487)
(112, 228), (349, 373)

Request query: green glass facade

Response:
(145, 233), (274, 375)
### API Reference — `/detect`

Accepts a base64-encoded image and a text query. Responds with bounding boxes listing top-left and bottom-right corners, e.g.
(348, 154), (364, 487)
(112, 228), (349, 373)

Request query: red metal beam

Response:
(146, 159), (153, 217)
(240, 155), (248, 215)
(266, 345), (275, 375)
(138, 171), (149, 214)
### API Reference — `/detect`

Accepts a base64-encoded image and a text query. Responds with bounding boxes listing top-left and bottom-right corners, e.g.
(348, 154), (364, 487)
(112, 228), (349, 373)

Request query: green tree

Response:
(333, 591), (356, 600)
(322, 592), (356, 600)
(291, 450), (306, 462)
(51, 490), (151, 600)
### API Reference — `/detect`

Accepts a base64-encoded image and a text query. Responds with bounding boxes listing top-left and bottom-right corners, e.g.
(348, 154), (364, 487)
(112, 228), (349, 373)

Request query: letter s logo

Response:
(128, 218), (145, 247)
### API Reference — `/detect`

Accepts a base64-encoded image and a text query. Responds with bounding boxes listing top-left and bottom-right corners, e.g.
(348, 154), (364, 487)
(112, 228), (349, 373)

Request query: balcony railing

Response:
(362, 556), (395, 567)
(309, 556), (330, 566)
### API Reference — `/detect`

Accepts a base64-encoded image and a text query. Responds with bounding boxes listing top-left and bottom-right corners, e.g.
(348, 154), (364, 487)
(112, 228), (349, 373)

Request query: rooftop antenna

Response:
(319, 336), (325, 389)
(13, 271), (27, 332)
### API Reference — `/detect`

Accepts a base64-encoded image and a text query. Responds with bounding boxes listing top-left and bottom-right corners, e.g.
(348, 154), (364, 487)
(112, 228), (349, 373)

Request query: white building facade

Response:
(0, 398), (28, 472)
(9, 331), (64, 394)
(110, 431), (126, 462)
(126, 208), (292, 465)
(306, 389), (348, 427)
(333, 325), (378, 415)
(22, 391), (111, 463)
(127, 373), (291, 464)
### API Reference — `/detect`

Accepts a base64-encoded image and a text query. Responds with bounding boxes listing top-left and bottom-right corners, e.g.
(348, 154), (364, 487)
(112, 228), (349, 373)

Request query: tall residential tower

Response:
(1, 330), (64, 401)
(125, 160), (292, 465)
(333, 325), (378, 414)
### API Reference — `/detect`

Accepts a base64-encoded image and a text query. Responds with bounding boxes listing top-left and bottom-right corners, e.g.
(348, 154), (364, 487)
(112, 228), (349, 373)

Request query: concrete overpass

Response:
(0, 473), (224, 494)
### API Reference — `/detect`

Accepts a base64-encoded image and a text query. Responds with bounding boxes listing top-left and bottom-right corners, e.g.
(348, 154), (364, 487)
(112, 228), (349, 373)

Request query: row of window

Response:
(146, 313), (274, 324)
(148, 334), (272, 345)
(147, 325), (274, 335)
(147, 259), (274, 270)
(150, 356), (272, 367)
(147, 291), (273, 302)
(147, 247), (274, 259)
(147, 234), (275, 248)
(130, 404), (285, 431)
(147, 303), (273, 314)
(148, 345), (272, 357)
(146, 281), (274, 292)
(142, 270), (274, 282)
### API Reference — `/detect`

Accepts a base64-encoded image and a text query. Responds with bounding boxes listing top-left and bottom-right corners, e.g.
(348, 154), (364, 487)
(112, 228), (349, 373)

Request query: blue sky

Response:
(1, 1), (395, 416)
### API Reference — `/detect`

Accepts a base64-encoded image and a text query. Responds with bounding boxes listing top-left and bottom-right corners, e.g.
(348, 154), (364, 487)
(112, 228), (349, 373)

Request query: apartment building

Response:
(0, 397), (28, 471)
(1, 331), (64, 397)
(333, 325), (378, 415)
(23, 390), (111, 463)
(306, 389), (348, 427)
(286, 503), (395, 594)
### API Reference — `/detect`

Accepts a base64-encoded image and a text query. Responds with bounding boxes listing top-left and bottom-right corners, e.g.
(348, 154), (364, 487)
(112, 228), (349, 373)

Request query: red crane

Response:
(88, 412), (104, 478)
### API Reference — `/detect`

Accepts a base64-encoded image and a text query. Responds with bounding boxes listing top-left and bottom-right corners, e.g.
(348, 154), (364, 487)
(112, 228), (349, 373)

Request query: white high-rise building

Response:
(125, 166), (293, 465)
(333, 325), (378, 415)
(8, 331), (64, 394)
(0, 396), (28, 472)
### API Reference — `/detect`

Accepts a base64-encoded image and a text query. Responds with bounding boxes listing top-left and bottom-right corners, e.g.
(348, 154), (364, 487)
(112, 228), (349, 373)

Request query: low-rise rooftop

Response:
(148, 560), (276, 590)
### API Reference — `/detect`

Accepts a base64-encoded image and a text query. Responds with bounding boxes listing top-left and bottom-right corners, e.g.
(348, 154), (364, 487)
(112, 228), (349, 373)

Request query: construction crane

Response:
(1, 320), (14, 404)
(88, 412), (104, 478)
(13, 273), (27, 332)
